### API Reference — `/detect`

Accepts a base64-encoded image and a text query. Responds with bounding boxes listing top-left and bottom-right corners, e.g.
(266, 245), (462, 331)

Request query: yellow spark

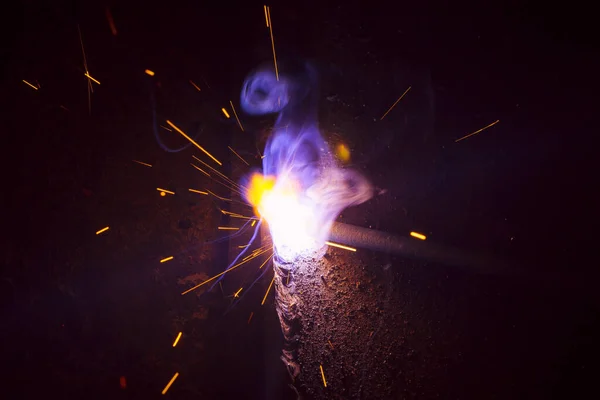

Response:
(207, 190), (232, 202)
(96, 226), (109, 235)
(132, 159), (152, 167)
(188, 188), (208, 195)
(228, 146), (249, 166)
(77, 24), (93, 115)
(320, 364), (327, 387)
(160, 124), (172, 131)
(328, 340), (334, 350)
(189, 80), (201, 91)
(258, 254), (273, 269)
(172, 332), (182, 347)
(261, 273), (275, 305)
(221, 108), (230, 118)
(410, 231), (427, 240)
(266, 7), (279, 81)
(22, 80), (38, 90)
(193, 156), (245, 194)
(455, 119), (500, 143)
(234, 287), (243, 298)
(156, 188), (175, 195)
(251, 220), (257, 227)
(238, 245), (249, 248)
(263, 5), (269, 27)
(229, 101), (245, 132)
(84, 72), (101, 85)
(160, 256), (174, 263)
(248, 311), (254, 324)
(191, 163), (210, 177)
(160, 191), (166, 197)
(218, 226), (239, 230)
(380, 86), (411, 120)
(181, 249), (272, 295)
(161, 372), (179, 395)
(166, 120), (222, 166)
(145, 69), (155, 76)
(326, 241), (357, 252)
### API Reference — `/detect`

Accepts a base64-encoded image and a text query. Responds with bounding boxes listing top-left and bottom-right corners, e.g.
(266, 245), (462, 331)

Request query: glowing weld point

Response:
(132, 160), (152, 167)
(96, 227), (109, 235)
(166, 120), (222, 166)
(326, 241), (357, 252)
(84, 72), (101, 85)
(161, 372), (179, 395)
(455, 119), (500, 142)
(221, 108), (230, 118)
(157, 188), (175, 195)
(172, 332), (182, 347)
(145, 69), (155, 76)
(320, 364), (327, 387)
(218, 226), (239, 230)
(188, 188), (208, 195)
(410, 231), (427, 240)
(22, 80), (39, 90)
(160, 256), (174, 263)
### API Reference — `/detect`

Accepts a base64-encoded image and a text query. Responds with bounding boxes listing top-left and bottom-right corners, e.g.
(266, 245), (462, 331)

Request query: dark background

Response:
(1, 0), (597, 399)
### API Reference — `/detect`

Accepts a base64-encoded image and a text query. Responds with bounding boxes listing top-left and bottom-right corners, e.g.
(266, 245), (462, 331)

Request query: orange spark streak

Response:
(263, 5), (269, 27)
(84, 72), (101, 85)
(132, 160), (152, 167)
(320, 364), (327, 387)
(455, 119), (500, 142)
(189, 80), (201, 91)
(166, 120), (222, 166)
(96, 227), (109, 235)
(22, 80), (38, 90)
(156, 188), (175, 195)
(234, 287), (243, 298)
(228, 146), (249, 165)
(221, 108), (230, 118)
(191, 163), (210, 177)
(251, 220), (257, 227)
(145, 69), (155, 76)
(188, 188), (208, 195)
(207, 190), (232, 202)
(160, 256), (174, 263)
(266, 7), (279, 81)
(258, 254), (273, 269)
(261, 273), (275, 305)
(160, 124), (171, 131)
(218, 226), (239, 230)
(229, 101), (245, 131)
(380, 86), (411, 120)
(325, 241), (357, 252)
(105, 7), (118, 35)
(410, 231), (427, 240)
(248, 311), (254, 324)
(172, 332), (182, 347)
(181, 250), (271, 295)
(161, 372), (179, 395)
(328, 340), (334, 350)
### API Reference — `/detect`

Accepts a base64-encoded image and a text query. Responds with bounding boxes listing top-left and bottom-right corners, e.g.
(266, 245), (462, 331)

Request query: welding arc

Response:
(328, 222), (514, 275)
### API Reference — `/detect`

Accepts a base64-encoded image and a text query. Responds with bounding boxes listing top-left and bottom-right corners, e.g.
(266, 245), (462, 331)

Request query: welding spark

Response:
(261, 273), (275, 305)
(218, 226), (239, 231)
(455, 119), (500, 142)
(132, 159), (152, 167)
(172, 332), (182, 347)
(325, 241), (356, 252)
(410, 231), (427, 240)
(191, 163), (211, 177)
(228, 146), (249, 165)
(188, 188), (208, 195)
(166, 120), (222, 166)
(233, 287), (243, 298)
(84, 72), (101, 85)
(145, 69), (156, 77)
(22, 80), (38, 90)
(229, 101), (245, 132)
(248, 311), (254, 324)
(380, 86), (411, 120)
(160, 256), (174, 263)
(156, 188), (175, 195)
(221, 108), (230, 118)
(320, 364), (327, 387)
(189, 80), (201, 91)
(161, 372), (179, 395)
(96, 226), (109, 235)
(263, 5), (269, 27)
(265, 6), (279, 81)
